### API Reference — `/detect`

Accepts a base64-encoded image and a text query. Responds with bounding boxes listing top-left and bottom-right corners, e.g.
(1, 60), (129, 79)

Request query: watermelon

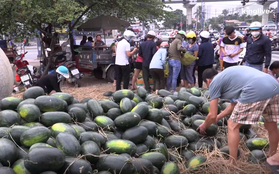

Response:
(20, 126), (51, 147)
(165, 135), (188, 148)
(186, 155), (207, 170)
(87, 99), (104, 118)
(24, 147), (65, 173)
(139, 120), (157, 136)
(132, 94), (143, 103)
(0, 167), (17, 174)
(58, 157), (92, 174)
(51, 92), (74, 105)
(12, 159), (31, 174)
(0, 110), (21, 127)
(179, 129), (199, 143)
(10, 125), (30, 145)
(164, 96), (174, 105)
(70, 124), (86, 138)
(182, 104), (197, 116)
(0, 97), (22, 110)
(68, 107), (87, 122)
(114, 112), (141, 130)
(140, 152), (167, 170)
(56, 132), (81, 156)
(192, 119), (218, 136)
(29, 143), (53, 151)
(17, 99), (36, 110)
(51, 123), (77, 137)
(106, 108), (122, 120)
(79, 131), (106, 147)
(158, 89), (172, 97)
(132, 158), (153, 174)
(120, 97), (133, 113)
(147, 96), (163, 109)
(154, 143), (169, 159)
(94, 116), (115, 130)
(147, 108), (163, 123)
(131, 104), (149, 119)
(105, 139), (137, 155)
(41, 111), (72, 126)
(97, 154), (135, 173)
(189, 87), (201, 96)
(81, 141), (100, 164)
(246, 138), (268, 151)
(137, 87), (147, 99)
(248, 150), (266, 163)
(112, 90), (134, 102)
(122, 126), (148, 144)
(188, 96), (204, 108)
(0, 139), (18, 166)
(161, 162), (180, 174)
(99, 100), (119, 113)
(34, 96), (67, 112)
(23, 86), (45, 99)
(18, 104), (41, 122)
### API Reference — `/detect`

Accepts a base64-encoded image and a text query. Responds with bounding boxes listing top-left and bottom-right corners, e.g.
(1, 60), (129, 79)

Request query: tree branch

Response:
(70, 3), (96, 30)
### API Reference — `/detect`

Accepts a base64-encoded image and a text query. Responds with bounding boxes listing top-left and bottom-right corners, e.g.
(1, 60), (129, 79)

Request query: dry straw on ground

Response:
(12, 84), (273, 174)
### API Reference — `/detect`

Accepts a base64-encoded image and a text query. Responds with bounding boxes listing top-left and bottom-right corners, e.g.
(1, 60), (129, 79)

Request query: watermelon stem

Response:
(8, 132), (28, 154)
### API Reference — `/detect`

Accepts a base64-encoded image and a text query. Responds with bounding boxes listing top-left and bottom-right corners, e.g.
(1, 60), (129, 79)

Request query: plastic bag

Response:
(164, 61), (169, 78)
(181, 52), (198, 66)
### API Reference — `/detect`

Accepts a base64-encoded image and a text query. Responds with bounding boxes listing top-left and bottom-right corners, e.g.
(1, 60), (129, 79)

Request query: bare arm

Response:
(126, 48), (137, 57)
(194, 50), (198, 57)
(203, 99), (219, 127)
(216, 102), (237, 121)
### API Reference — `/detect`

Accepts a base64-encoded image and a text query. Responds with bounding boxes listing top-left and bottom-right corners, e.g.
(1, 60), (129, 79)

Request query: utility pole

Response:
(276, 0), (279, 28)
(201, 0), (203, 30)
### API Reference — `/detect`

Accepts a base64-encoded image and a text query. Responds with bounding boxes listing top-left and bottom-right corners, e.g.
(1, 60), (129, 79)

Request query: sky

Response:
(166, 1), (278, 19)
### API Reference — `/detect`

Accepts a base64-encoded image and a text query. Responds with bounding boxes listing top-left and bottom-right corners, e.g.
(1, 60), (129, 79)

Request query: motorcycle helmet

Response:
(178, 30), (187, 37)
(147, 31), (156, 37)
(249, 22), (262, 30)
(56, 66), (69, 78)
(123, 30), (136, 41)
(200, 31), (210, 39)
(160, 42), (169, 48)
(186, 31), (196, 38)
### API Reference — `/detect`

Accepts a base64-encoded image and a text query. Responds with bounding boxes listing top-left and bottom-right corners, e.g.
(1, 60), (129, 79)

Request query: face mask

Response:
(188, 39), (193, 44)
(251, 31), (260, 37)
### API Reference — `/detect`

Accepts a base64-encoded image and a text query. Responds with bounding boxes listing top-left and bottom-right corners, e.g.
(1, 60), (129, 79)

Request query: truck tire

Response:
(106, 66), (115, 83)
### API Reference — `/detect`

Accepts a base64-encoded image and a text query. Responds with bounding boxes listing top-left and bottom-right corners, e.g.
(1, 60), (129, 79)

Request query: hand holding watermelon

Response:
(196, 122), (207, 135)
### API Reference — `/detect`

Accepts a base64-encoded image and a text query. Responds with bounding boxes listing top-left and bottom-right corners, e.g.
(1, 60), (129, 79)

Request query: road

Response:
(22, 38), (114, 66)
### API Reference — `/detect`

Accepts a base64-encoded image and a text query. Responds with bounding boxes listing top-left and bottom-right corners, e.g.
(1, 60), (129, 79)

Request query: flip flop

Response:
(264, 161), (279, 174)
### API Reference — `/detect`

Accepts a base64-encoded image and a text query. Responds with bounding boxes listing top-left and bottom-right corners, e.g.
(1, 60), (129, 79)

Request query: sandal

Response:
(264, 161), (279, 174)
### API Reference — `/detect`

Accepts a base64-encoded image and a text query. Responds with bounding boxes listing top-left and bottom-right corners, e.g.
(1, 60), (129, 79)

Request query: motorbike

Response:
(13, 52), (39, 88)
(63, 61), (83, 87)
(271, 36), (279, 51)
(40, 50), (67, 75)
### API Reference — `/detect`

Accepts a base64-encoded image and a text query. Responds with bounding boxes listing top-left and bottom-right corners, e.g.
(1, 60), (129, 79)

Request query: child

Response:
(149, 42), (169, 94)
(268, 61), (279, 82)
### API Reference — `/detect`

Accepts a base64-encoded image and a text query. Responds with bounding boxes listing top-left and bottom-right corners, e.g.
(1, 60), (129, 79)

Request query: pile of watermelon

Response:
(0, 86), (269, 174)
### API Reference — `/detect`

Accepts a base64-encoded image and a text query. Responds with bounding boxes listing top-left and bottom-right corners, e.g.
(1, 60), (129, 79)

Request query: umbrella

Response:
(77, 15), (130, 31)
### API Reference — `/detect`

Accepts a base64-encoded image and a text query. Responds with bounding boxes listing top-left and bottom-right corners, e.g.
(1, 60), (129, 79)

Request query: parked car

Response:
(158, 32), (172, 41)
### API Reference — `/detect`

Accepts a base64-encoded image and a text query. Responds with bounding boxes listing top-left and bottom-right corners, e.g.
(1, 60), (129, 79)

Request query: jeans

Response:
(115, 65), (130, 90)
(181, 61), (196, 84)
(197, 64), (213, 88)
(167, 59), (181, 91)
(142, 66), (151, 93)
(245, 62), (263, 71)
(223, 62), (238, 69)
(150, 69), (165, 91)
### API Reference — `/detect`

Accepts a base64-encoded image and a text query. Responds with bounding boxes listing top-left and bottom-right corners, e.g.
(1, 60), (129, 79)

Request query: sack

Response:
(164, 61), (169, 78)
(180, 52), (198, 66)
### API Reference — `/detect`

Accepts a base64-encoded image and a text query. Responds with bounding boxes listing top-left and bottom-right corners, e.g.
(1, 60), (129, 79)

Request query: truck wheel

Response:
(93, 68), (103, 79)
(106, 66), (115, 83)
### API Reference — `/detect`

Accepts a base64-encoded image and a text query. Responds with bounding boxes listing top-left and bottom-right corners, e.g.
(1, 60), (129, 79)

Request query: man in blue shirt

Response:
(84, 37), (93, 47)
(198, 67), (279, 168)
(139, 31), (157, 93)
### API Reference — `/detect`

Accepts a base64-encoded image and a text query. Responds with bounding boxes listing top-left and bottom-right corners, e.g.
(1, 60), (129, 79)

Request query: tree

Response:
(194, 6), (206, 29)
(163, 10), (186, 29)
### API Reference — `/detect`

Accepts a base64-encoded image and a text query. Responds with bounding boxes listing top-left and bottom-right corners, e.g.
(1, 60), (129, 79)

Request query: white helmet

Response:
(123, 30), (136, 40)
(200, 31), (210, 38)
(147, 31), (156, 37)
(249, 21), (262, 30)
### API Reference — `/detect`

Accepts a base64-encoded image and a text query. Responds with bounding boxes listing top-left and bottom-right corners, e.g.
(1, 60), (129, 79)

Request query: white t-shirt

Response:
(115, 39), (130, 65)
(221, 36), (245, 63)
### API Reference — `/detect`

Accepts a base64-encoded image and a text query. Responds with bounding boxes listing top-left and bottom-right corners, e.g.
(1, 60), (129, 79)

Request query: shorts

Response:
(230, 94), (279, 124)
(134, 62), (142, 70)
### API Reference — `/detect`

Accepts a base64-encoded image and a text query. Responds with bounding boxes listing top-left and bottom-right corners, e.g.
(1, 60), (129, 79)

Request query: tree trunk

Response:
(68, 22), (75, 61)
(41, 33), (57, 77)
